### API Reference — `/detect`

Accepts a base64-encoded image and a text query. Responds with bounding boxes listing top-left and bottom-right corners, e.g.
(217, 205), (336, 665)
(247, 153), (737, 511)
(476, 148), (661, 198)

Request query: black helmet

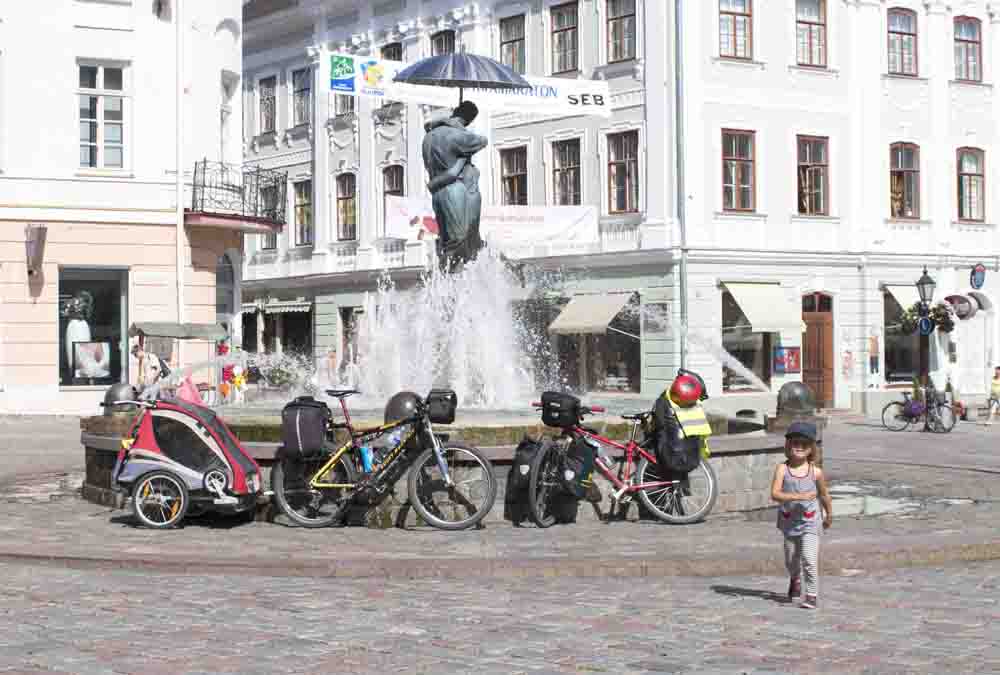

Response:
(385, 390), (421, 423)
(103, 383), (138, 416)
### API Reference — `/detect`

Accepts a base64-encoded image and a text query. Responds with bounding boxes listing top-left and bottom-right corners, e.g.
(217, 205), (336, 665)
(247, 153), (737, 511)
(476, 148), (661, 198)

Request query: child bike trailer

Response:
(112, 399), (263, 529)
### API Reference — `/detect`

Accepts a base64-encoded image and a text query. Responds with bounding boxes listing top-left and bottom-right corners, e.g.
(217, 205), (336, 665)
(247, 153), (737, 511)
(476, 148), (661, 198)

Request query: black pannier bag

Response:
(560, 436), (596, 499)
(427, 389), (458, 424)
(651, 396), (702, 474)
(541, 391), (581, 428)
(504, 438), (579, 525)
(281, 396), (331, 458)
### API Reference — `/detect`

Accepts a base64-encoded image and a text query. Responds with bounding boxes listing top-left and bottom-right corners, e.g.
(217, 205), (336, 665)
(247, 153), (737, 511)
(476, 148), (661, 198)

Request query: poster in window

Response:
(73, 341), (112, 379)
(773, 346), (801, 375)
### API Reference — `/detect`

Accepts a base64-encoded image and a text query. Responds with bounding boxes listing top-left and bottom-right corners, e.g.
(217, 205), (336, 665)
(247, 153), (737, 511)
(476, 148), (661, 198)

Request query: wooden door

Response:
(802, 293), (835, 407)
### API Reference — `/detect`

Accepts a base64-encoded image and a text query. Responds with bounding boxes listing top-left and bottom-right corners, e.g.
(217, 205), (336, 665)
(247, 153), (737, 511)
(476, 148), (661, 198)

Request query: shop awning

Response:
(723, 283), (801, 334)
(548, 293), (633, 335)
(884, 284), (921, 312)
(128, 322), (228, 341)
(262, 299), (312, 314)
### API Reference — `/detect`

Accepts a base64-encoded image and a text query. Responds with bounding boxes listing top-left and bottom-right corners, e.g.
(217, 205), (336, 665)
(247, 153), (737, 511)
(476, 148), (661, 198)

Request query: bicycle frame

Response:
(568, 422), (676, 494)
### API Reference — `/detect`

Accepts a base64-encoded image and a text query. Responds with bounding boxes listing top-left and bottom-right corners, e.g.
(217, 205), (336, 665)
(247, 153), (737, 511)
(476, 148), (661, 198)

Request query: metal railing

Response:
(191, 159), (288, 225)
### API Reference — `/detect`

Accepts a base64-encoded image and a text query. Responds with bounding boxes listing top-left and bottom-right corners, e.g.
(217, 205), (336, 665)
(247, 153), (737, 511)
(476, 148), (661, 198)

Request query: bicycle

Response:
(271, 389), (498, 530)
(526, 398), (718, 526)
(881, 388), (956, 433)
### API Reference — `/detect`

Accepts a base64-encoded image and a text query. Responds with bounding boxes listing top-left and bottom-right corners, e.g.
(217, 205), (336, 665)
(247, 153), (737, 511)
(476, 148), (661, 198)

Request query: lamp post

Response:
(915, 267), (936, 430)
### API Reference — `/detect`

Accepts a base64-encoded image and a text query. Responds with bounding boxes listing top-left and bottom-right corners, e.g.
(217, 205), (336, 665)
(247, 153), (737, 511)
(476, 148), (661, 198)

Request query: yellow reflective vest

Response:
(664, 396), (712, 458)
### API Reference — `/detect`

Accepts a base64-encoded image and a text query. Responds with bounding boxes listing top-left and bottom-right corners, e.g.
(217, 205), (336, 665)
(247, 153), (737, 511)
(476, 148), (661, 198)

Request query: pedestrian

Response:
(770, 421), (832, 609)
(986, 366), (1000, 426)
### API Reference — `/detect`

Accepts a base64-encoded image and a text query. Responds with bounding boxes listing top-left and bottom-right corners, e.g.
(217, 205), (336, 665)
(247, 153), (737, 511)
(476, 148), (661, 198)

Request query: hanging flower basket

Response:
(929, 301), (955, 333)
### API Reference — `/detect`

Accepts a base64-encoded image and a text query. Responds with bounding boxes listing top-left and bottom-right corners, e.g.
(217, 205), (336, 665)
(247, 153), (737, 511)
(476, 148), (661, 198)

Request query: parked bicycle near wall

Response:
(526, 392), (718, 526)
(271, 389), (497, 530)
(881, 386), (956, 433)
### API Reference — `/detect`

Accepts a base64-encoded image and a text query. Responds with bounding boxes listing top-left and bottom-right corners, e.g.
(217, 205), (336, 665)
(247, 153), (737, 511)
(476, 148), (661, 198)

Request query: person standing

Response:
(986, 366), (1000, 425)
(770, 422), (833, 609)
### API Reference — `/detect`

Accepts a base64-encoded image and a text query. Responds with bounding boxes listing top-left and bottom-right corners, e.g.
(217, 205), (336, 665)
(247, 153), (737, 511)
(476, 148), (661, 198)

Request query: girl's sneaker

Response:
(787, 578), (802, 601)
(800, 595), (817, 609)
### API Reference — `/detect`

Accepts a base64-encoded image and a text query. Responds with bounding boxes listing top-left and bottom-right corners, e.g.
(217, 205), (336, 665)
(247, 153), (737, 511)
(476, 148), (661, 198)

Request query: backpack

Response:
(280, 396), (331, 459)
(651, 395), (703, 474)
(504, 437), (579, 525)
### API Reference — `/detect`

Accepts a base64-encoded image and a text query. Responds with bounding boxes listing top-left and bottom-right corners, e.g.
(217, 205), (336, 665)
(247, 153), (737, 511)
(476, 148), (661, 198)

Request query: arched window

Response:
(215, 254), (235, 328)
(955, 17), (982, 82)
(890, 142), (919, 219)
(888, 8), (917, 76)
(957, 147), (985, 222)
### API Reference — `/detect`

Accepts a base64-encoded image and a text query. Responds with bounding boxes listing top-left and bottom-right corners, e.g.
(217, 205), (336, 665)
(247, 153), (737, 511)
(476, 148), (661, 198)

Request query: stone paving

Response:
(1, 560), (998, 673)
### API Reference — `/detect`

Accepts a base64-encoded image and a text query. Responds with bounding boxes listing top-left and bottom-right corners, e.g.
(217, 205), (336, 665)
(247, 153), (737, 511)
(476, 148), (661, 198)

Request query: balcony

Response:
(185, 159), (287, 234)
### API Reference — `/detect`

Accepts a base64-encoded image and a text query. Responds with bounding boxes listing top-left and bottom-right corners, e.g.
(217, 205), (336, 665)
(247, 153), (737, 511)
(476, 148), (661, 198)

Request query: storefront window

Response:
(722, 291), (772, 391)
(884, 291), (919, 383)
(59, 268), (128, 386)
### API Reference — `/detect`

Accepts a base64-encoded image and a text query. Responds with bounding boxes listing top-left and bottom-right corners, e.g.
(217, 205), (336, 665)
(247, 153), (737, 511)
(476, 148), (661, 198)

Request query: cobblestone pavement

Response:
(1, 560), (998, 674)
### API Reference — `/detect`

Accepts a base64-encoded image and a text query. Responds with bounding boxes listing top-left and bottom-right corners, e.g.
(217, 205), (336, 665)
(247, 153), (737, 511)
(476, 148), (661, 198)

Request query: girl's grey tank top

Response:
(776, 463), (820, 536)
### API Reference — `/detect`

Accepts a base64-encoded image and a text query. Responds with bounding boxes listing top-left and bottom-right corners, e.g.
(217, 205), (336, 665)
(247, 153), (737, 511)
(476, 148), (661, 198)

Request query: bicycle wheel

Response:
(931, 403), (957, 433)
(636, 456), (717, 525)
(407, 443), (497, 531)
(526, 440), (562, 528)
(881, 402), (912, 431)
(132, 471), (189, 529)
(271, 451), (356, 528)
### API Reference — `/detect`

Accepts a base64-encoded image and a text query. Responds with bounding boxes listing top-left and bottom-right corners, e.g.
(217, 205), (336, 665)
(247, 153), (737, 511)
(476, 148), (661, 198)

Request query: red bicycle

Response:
(526, 396), (718, 526)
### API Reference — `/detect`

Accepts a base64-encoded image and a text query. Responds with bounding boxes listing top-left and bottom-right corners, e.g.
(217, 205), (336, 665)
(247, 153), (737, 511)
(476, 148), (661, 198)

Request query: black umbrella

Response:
(392, 53), (532, 103)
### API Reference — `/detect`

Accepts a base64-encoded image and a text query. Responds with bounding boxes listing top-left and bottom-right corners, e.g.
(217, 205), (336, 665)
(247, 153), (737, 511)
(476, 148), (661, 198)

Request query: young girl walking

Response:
(770, 421), (832, 609)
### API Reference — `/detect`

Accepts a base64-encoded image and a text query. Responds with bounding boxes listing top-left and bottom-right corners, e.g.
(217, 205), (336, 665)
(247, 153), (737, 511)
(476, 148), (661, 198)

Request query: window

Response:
(501, 147), (528, 206)
(958, 148), (985, 221)
(500, 15), (526, 74)
(884, 290), (919, 383)
(888, 8), (917, 76)
(553, 139), (581, 205)
(955, 17), (982, 82)
(291, 68), (311, 127)
(890, 142), (919, 218)
(797, 136), (828, 216)
(381, 42), (403, 61)
(722, 291), (772, 392)
(383, 164), (404, 232)
(432, 30), (455, 56)
(59, 268), (127, 386)
(608, 130), (639, 213)
(79, 64), (125, 169)
(294, 180), (313, 246)
(551, 2), (579, 73)
(258, 75), (276, 133)
(334, 94), (355, 117)
(607, 0), (636, 62)
(260, 185), (279, 249)
(796, 0), (826, 67)
(216, 254), (235, 328)
(722, 130), (755, 212)
(719, 0), (752, 59)
(337, 174), (357, 241)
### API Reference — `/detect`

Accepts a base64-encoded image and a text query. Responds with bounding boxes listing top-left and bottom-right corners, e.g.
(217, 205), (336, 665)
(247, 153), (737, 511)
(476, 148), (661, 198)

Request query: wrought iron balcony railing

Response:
(191, 159), (288, 226)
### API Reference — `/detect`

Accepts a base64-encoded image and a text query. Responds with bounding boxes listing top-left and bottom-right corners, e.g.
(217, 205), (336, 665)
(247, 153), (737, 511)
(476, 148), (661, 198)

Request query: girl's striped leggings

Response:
(784, 532), (820, 597)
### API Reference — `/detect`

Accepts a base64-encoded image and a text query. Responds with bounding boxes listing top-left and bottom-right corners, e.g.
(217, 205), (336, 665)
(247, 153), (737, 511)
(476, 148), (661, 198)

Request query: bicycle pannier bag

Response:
(504, 438), (579, 525)
(541, 391), (580, 428)
(280, 396), (331, 458)
(427, 389), (458, 424)
(560, 436), (597, 499)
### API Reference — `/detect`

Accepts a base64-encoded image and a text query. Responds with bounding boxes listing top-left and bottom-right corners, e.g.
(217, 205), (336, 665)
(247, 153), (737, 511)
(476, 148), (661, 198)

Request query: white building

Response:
(0, 0), (273, 414)
(242, 0), (1000, 413)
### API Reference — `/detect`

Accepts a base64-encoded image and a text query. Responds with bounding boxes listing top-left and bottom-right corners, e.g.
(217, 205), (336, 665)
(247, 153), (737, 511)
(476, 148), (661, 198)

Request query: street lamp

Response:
(915, 267), (936, 427)
(916, 267), (936, 306)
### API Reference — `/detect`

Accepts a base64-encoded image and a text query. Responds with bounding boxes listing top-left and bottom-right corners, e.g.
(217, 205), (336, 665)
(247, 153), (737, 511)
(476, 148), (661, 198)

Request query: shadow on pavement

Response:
(711, 584), (788, 604)
(109, 511), (254, 530)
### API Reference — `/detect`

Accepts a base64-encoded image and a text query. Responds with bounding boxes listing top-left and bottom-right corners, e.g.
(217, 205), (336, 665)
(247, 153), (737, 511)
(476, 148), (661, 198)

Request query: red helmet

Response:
(669, 373), (703, 407)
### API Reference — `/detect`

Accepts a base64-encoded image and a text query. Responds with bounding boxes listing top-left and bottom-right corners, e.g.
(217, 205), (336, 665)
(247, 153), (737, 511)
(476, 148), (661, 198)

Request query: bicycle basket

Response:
(540, 391), (581, 428)
(427, 389), (457, 425)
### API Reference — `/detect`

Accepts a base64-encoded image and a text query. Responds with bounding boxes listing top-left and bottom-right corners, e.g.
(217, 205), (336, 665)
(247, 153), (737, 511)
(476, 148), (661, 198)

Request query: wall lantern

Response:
(25, 225), (47, 277)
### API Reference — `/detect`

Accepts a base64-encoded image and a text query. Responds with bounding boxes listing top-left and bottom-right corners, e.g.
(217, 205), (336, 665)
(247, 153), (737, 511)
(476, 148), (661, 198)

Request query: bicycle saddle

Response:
(325, 389), (361, 399)
(621, 411), (651, 421)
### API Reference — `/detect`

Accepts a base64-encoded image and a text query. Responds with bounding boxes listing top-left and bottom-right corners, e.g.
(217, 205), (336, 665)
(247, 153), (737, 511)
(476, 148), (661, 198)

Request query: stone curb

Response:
(1, 539), (997, 580)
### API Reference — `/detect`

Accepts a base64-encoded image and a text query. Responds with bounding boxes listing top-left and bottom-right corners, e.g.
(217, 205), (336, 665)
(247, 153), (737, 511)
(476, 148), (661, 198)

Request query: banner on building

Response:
(384, 195), (599, 254)
(329, 52), (612, 117)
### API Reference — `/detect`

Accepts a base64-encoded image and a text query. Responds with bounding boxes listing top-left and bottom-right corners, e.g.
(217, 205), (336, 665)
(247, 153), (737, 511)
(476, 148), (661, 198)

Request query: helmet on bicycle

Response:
(669, 373), (703, 407)
(384, 391), (421, 423)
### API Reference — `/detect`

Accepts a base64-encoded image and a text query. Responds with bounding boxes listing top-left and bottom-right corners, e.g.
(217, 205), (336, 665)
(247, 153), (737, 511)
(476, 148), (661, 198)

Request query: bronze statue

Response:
(422, 101), (488, 272)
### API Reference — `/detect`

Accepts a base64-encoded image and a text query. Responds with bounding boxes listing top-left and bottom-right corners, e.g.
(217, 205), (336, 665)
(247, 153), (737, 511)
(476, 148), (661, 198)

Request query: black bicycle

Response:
(271, 389), (497, 530)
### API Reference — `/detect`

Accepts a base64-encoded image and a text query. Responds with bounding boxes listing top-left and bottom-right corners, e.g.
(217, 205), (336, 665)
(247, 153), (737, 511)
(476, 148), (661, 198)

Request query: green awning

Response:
(128, 322), (228, 341)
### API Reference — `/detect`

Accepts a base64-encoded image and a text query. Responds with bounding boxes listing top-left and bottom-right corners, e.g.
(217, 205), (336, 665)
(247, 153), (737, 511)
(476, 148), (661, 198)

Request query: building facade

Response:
(0, 0), (266, 414)
(242, 0), (1000, 412)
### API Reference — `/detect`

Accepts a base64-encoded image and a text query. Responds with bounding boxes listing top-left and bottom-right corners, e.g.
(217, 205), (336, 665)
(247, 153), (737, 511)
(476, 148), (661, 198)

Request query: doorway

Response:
(802, 292), (834, 407)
